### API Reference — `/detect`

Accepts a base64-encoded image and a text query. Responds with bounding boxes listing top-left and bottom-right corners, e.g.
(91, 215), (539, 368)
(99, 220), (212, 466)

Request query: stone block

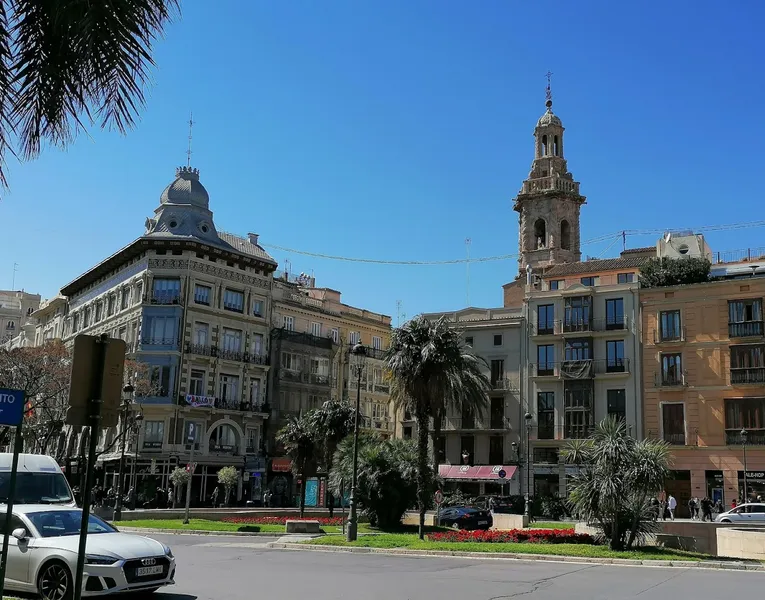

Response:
(285, 520), (321, 534)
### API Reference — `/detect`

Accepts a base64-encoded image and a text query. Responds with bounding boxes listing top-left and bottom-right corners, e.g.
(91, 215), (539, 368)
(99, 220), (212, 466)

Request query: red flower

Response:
(427, 528), (592, 545)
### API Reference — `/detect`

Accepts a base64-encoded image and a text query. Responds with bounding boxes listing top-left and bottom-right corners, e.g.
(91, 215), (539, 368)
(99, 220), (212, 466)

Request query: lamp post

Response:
(128, 414), (144, 510)
(742, 428), (749, 502)
(112, 384), (134, 521)
(524, 412), (533, 517)
(346, 341), (367, 542)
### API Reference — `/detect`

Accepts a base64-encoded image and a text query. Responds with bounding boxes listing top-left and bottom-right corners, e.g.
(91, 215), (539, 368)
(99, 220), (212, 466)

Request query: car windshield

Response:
(0, 472), (73, 504)
(27, 510), (116, 538)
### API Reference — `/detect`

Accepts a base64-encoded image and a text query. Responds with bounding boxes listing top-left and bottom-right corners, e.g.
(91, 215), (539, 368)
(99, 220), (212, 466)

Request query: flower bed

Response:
(222, 516), (344, 526)
(428, 528), (594, 545)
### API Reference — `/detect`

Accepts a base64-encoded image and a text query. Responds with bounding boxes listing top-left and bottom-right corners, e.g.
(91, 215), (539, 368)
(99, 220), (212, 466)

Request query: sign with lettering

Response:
(745, 472), (765, 480)
(186, 395), (214, 408)
(0, 389), (24, 426)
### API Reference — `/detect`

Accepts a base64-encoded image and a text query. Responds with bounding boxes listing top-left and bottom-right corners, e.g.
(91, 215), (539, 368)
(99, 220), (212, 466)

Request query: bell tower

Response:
(514, 73), (586, 275)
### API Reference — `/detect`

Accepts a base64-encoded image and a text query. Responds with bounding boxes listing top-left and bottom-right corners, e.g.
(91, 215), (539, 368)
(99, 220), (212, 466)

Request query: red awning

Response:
(438, 465), (517, 481)
(271, 458), (293, 473)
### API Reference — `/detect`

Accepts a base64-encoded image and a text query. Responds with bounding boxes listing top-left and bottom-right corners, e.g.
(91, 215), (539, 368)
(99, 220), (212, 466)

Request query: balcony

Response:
(654, 371), (686, 387)
(731, 367), (765, 385)
(141, 337), (179, 350)
(490, 378), (515, 391)
(653, 327), (686, 344)
(726, 429), (765, 445)
(443, 417), (508, 431)
(662, 432), (686, 445)
(530, 359), (629, 379)
(373, 383), (390, 394)
(563, 319), (592, 334)
(219, 348), (245, 361)
(729, 321), (764, 338)
(360, 416), (393, 432)
(527, 425), (594, 441)
(309, 373), (331, 385)
(272, 328), (333, 350)
(353, 346), (386, 360)
(144, 293), (182, 306)
(186, 342), (218, 357)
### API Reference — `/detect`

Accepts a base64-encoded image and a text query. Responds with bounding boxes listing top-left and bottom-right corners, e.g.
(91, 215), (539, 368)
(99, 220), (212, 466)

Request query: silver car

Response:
(3, 505), (175, 598)
(715, 502), (765, 523)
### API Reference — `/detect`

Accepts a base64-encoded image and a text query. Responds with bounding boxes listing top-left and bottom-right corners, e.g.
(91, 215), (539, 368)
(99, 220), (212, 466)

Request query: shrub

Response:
(640, 256), (711, 288)
(428, 528), (593, 545)
(222, 516), (344, 526)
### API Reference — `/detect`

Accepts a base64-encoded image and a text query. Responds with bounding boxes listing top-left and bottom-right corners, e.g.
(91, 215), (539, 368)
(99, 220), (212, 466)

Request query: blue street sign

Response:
(0, 389), (25, 426)
(497, 469), (507, 479)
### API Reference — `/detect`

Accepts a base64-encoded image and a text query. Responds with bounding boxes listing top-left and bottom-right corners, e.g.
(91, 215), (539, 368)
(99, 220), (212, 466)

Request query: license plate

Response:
(136, 566), (163, 577)
(478, 520), (488, 525)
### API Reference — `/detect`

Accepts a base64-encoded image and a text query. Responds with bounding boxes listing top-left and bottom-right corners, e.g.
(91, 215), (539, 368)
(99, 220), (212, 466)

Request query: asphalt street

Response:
(149, 533), (765, 600)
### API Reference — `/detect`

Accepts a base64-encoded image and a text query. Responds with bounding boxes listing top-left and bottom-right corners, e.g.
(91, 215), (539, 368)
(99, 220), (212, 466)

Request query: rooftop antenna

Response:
(465, 238), (472, 307)
(186, 112), (195, 167)
(545, 71), (553, 110)
(11, 262), (17, 290)
(396, 300), (406, 328)
(622, 231), (626, 252)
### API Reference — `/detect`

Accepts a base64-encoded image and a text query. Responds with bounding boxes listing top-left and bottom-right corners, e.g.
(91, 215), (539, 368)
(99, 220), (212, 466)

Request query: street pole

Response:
(0, 421), (24, 600)
(113, 386), (134, 522)
(524, 412), (532, 518)
(742, 428), (748, 502)
(183, 430), (196, 524)
(346, 342), (366, 542)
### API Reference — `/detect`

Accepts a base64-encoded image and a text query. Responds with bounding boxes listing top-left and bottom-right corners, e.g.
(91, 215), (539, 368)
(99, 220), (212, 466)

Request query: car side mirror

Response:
(11, 528), (27, 541)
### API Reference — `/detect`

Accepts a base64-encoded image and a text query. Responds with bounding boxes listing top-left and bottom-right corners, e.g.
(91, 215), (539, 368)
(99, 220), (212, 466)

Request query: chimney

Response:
(247, 233), (259, 245)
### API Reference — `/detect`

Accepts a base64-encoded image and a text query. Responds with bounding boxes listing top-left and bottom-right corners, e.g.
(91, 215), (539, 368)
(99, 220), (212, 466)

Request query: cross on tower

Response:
(186, 112), (195, 167)
(545, 71), (553, 106)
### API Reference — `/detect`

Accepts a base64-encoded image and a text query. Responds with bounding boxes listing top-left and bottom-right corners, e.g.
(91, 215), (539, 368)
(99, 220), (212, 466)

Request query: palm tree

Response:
(276, 415), (316, 518)
(307, 400), (355, 516)
(564, 417), (671, 550)
(385, 315), (491, 539)
(0, 1), (178, 189)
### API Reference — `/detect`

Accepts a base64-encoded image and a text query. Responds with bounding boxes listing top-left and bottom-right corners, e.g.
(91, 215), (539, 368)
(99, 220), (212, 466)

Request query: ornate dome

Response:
(537, 109), (562, 128)
(160, 166), (210, 208)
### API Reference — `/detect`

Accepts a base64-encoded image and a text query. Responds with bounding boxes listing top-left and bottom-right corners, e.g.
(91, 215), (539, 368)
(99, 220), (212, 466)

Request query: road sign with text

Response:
(0, 389), (24, 427)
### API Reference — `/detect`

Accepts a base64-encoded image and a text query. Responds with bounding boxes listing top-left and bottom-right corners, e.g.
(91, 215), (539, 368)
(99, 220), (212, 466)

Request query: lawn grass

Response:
(528, 521), (576, 530)
(307, 533), (706, 562)
(114, 519), (287, 533)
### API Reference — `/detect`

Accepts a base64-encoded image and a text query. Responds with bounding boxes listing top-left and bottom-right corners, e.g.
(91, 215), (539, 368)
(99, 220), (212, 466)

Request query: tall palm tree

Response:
(386, 315), (491, 539)
(0, 0), (178, 189)
(276, 415), (316, 518)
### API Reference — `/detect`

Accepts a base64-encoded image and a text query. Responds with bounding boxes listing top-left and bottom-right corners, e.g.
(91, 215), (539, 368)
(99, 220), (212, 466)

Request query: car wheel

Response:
(720, 518), (731, 523)
(37, 560), (72, 600)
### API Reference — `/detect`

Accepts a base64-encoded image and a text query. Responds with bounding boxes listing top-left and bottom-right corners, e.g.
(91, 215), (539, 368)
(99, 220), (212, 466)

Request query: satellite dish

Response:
(664, 232), (672, 243)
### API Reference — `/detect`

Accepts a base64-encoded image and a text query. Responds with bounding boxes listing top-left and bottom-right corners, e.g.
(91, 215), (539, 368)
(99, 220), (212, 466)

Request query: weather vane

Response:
(545, 71), (553, 109)
(186, 112), (195, 167)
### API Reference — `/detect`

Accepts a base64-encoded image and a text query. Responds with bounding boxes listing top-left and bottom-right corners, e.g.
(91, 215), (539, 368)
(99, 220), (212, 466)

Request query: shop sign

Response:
(186, 394), (214, 408)
(271, 458), (292, 472)
(745, 472), (765, 481)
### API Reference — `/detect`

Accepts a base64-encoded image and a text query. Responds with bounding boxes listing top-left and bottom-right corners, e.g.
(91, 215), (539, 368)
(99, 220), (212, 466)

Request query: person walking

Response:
(667, 494), (677, 520)
(687, 497), (696, 520)
(701, 497), (713, 522)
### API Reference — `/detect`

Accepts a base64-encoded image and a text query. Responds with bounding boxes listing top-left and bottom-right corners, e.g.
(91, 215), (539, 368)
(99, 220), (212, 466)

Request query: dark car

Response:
(438, 506), (493, 530)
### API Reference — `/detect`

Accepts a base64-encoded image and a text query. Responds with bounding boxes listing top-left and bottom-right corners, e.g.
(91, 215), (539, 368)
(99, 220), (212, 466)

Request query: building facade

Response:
(641, 268), (765, 514)
(0, 290), (41, 346)
(32, 296), (67, 346)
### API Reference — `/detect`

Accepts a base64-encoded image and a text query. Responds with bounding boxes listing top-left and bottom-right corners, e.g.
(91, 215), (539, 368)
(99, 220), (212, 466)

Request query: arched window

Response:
(210, 424), (238, 452)
(541, 135), (548, 156)
(534, 219), (547, 249)
(561, 220), (571, 250)
(6, 321), (14, 330)
(554, 135), (560, 156)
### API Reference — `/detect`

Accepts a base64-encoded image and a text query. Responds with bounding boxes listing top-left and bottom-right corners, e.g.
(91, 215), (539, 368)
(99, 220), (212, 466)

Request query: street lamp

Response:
(113, 384), (135, 521)
(524, 412), (533, 517)
(346, 341), (367, 542)
(742, 428), (749, 502)
(128, 412), (144, 510)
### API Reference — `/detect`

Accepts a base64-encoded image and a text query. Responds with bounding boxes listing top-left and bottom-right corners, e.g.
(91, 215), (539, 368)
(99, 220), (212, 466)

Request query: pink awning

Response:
(438, 465), (517, 481)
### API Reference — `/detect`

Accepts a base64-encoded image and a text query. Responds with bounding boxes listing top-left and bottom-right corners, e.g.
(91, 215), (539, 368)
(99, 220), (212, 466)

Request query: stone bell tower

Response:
(513, 74), (586, 276)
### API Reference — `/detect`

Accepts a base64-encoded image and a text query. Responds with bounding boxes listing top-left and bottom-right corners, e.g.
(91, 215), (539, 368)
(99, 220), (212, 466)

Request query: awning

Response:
(271, 458), (293, 473)
(438, 464), (518, 481)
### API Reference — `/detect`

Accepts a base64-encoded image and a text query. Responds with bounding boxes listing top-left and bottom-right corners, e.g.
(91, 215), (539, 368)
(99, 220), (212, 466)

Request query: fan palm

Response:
(276, 415), (316, 517)
(0, 0), (178, 189)
(385, 315), (491, 539)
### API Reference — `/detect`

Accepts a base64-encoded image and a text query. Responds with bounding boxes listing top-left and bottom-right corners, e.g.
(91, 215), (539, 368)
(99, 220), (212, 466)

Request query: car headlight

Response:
(163, 545), (173, 558)
(85, 554), (119, 565)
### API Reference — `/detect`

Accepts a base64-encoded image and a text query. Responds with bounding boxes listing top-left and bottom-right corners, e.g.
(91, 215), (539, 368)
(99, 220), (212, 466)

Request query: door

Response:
(3, 515), (31, 586)
(747, 504), (765, 522)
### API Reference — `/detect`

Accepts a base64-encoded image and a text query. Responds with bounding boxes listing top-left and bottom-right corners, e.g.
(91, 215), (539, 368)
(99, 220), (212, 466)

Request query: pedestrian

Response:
(687, 497), (696, 520)
(667, 494), (677, 520)
(701, 497), (713, 522)
(651, 497), (661, 521)
(168, 487), (174, 508)
(211, 486), (219, 507)
(732, 498), (737, 509)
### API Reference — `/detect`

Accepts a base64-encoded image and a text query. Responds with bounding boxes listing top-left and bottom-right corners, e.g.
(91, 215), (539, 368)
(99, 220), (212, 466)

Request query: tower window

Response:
(542, 135), (548, 156)
(534, 219), (547, 249)
(561, 220), (571, 250)
(554, 135), (560, 156)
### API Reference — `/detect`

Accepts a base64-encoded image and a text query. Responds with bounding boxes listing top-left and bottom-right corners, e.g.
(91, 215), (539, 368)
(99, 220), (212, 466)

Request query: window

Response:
(210, 424), (237, 451)
(143, 421), (165, 449)
(83, 308), (90, 327)
(549, 280), (564, 291)
(490, 360), (504, 386)
(152, 278), (181, 304)
(560, 219), (570, 250)
(149, 365), (171, 396)
(730, 345), (765, 384)
(281, 352), (300, 371)
(121, 288), (129, 310)
(537, 392), (555, 439)
(245, 428), (260, 453)
(331, 328), (339, 344)
(349, 331), (361, 345)
(107, 295), (115, 316)
(537, 304), (554, 335)
(372, 336), (382, 350)
(251, 333), (264, 357)
(662, 403), (685, 445)
(223, 289), (244, 313)
(729, 299), (764, 337)
(534, 447), (559, 464)
(564, 296), (592, 332)
(72, 314), (80, 332)
(564, 338), (591, 361)
(605, 298), (625, 329)
(580, 276), (599, 287)
(403, 427), (412, 440)
(537, 345), (555, 375)
(95, 302), (103, 322)
(460, 435), (475, 464)
(219, 374), (240, 405)
(5, 320), (14, 330)
(250, 379), (261, 407)
(659, 310), (682, 341)
(724, 398), (765, 443)
(189, 370), (205, 396)
(489, 435), (504, 465)
(252, 298), (264, 317)
(194, 284), (211, 305)
(465, 336), (474, 346)
(283, 315), (294, 331)
(534, 218), (546, 247)
(606, 340), (626, 372)
(311, 322), (322, 337)
(490, 397), (504, 429)
(193, 322), (209, 347)
(617, 273), (634, 284)
(435, 436), (446, 464)
(607, 389), (626, 422)
(461, 405), (475, 429)
(564, 381), (593, 439)
(493, 334), (503, 346)
(661, 353), (683, 386)
(118, 326), (126, 341)
(222, 328), (242, 353)
(145, 316), (177, 344)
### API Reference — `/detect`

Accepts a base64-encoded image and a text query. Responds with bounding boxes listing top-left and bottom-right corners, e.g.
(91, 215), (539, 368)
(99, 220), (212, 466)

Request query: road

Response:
(149, 533), (764, 600)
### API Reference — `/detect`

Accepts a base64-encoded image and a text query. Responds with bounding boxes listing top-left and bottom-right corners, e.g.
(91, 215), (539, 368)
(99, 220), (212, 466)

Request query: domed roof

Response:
(537, 108), (562, 128)
(160, 167), (210, 208)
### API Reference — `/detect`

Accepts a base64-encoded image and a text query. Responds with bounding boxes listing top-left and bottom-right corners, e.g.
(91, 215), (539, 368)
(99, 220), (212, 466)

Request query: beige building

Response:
(32, 296), (67, 346)
(0, 290), (41, 347)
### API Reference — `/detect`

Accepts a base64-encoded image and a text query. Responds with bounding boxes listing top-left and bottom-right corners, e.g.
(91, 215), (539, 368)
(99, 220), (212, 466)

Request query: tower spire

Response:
(545, 71), (553, 111)
(186, 112), (195, 167)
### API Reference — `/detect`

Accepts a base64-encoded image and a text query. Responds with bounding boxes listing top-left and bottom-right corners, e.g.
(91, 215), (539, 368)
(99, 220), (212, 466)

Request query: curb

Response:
(117, 527), (287, 537)
(266, 543), (765, 571)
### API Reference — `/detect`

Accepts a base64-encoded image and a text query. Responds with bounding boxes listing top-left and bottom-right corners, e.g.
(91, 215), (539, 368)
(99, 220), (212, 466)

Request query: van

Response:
(0, 454), (76, 506)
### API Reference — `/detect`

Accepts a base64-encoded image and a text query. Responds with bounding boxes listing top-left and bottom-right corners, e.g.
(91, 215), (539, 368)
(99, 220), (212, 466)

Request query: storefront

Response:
(267, 457), (293, 507)
(438, 465), (519, 496)
(739, 471), (765, 502)
(705, 470), (724, 504)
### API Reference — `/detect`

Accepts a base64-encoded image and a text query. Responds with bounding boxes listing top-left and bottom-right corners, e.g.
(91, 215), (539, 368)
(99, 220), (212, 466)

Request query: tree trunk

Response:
(326, 446), (335, 517)
(415, 407), (431, 541)
(626, 493), (648, 549)
(430, 407), (442, 477)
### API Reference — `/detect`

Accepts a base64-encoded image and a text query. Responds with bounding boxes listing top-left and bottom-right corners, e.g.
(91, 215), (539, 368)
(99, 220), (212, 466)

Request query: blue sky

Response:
(2, 0), (763, 322)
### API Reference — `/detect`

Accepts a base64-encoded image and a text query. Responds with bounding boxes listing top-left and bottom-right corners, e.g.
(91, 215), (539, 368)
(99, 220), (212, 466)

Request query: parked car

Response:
(438, 506), (493, 530)
(2, 505), (176, 598)
(715, 503), (765, 523)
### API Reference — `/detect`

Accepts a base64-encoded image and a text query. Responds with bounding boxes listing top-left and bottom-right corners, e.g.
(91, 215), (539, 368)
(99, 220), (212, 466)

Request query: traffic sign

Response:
(434, 490), (444, 505)
(497, 469), (507, 480)
(0, 389), (24, 427)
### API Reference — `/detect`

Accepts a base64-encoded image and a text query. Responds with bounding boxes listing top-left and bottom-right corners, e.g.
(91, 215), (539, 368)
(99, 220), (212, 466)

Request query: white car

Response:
(4, 505), (175, 598)
(715, 502), (765, 523)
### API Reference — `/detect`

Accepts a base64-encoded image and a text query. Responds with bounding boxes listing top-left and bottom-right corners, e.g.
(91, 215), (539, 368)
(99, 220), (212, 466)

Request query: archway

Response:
(534, 219), (547, 249)
(561, 220), (571, 250)
(207, 419), (243, 453)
